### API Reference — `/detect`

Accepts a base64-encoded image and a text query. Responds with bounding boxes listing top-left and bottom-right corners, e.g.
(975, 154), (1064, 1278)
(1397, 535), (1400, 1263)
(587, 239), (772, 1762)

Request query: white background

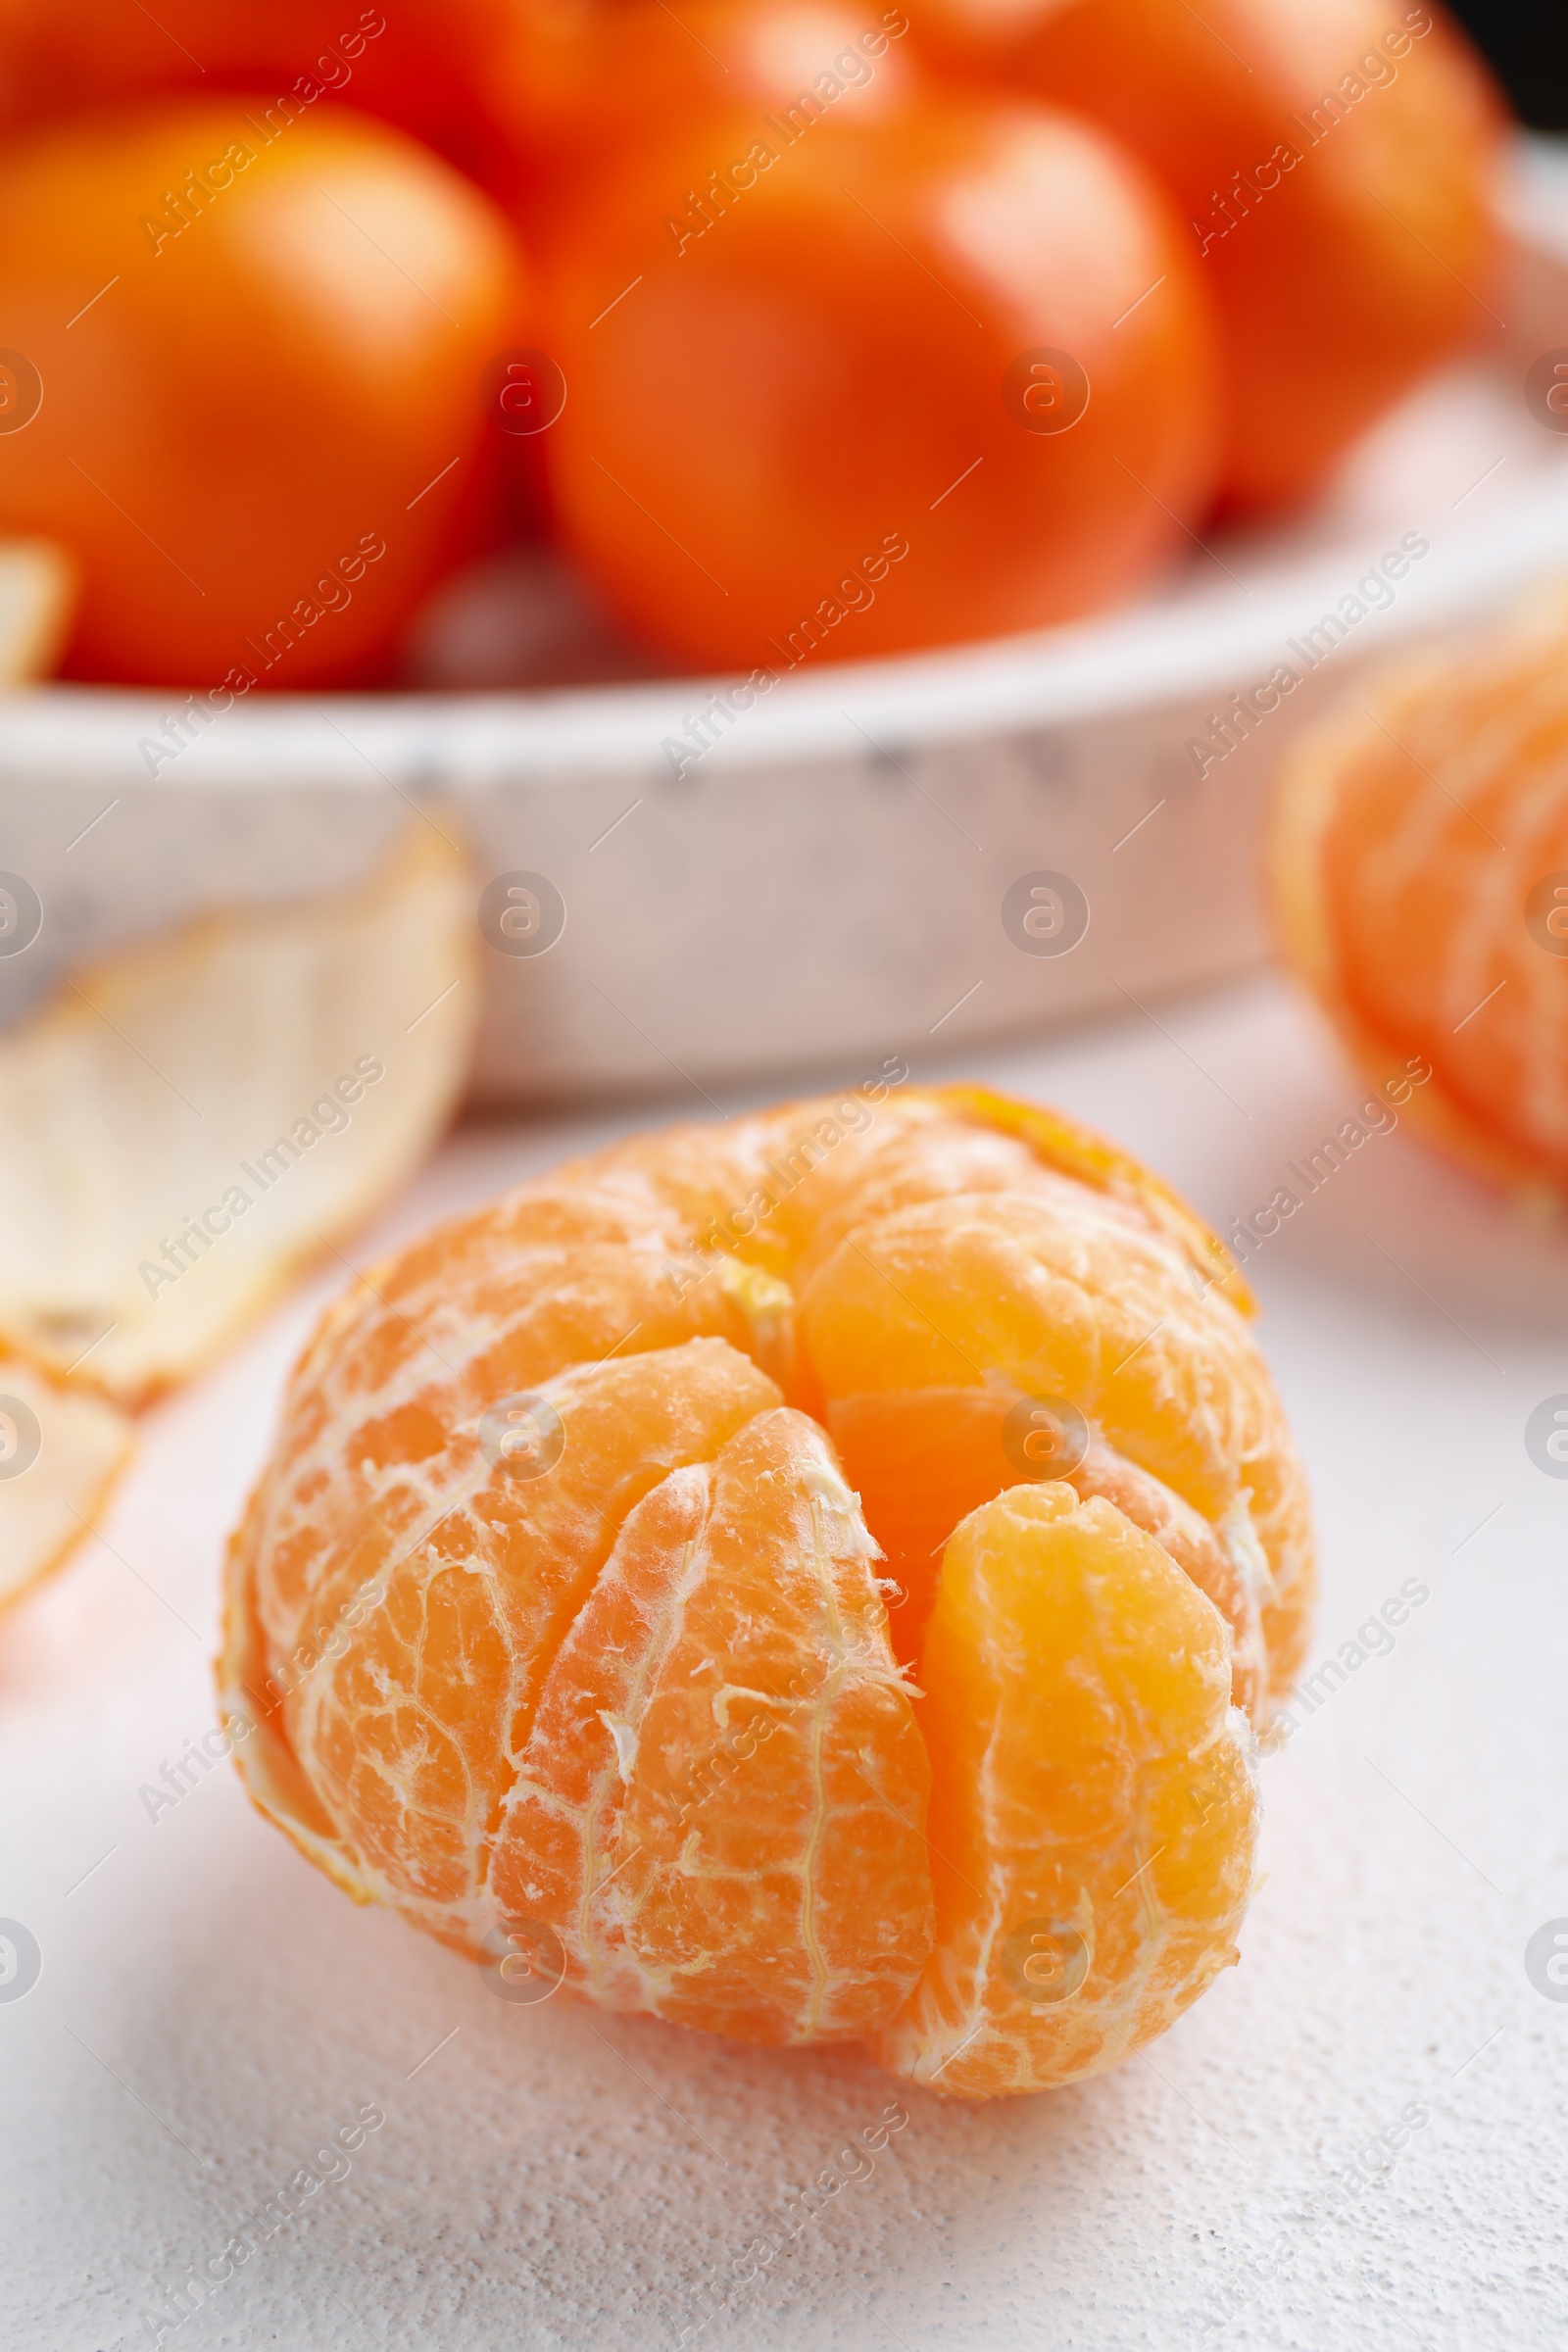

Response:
(3, 974), (1566, 2351)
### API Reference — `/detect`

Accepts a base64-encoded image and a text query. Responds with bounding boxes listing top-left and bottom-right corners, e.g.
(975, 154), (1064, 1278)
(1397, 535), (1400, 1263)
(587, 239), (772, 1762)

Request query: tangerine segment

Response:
(1064, 1434), (1268, 1723)
(555, 1084), (1244, 1312)
(827, 1389), (1268, 1717)
(493, 1407), (931, 2044)
(868, 1483), (1259, 2098)
(545, 1089), (1305, 1690)
(248, 1341), (781, 1937)
(934, 1083), (1250, 1313)
(800, 1188), (1310, 1692)
(283, 1219), (784, 1456)
(1273, 593), (1568, 1193)
(252, 1224), (795, 1654)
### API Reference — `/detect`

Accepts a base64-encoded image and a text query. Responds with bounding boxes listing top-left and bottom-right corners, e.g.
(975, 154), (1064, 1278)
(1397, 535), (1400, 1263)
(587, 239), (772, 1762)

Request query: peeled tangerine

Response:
(1273, 587), (1568, 1196)
(220, 1083), (1313, 2097)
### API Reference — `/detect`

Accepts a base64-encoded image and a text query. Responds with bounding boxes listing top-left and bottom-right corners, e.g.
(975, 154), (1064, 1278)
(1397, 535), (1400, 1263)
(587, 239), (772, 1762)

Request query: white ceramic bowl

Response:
(2, 142), (1565, 1102)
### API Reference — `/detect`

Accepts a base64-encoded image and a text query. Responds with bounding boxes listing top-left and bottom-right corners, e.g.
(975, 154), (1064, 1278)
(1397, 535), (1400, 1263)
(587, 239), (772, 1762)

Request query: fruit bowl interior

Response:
(1, 141), (1565, 1102)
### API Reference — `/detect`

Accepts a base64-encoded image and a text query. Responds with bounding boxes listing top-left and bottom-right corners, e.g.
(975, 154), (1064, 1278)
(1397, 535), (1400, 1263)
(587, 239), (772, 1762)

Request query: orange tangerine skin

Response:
(0, 0), (536, 187)
(533, 88), (1221, 670)
(905, 0), (1505, 514)
(489, 0), (927, 222)
(1272, 595), (1568, 1195)
(0, 101), (526, 688)
(221, 1086), (1311, 2093)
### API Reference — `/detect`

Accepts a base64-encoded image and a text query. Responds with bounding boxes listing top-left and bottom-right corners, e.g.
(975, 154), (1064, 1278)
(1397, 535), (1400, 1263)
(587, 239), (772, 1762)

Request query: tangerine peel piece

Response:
(0, 820), (476, 1405)
(0, 1357), (131, 1613)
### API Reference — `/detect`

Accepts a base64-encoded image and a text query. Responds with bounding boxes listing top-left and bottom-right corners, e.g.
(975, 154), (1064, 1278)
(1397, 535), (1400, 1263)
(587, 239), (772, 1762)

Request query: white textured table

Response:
(5, 975), (1566, 2352)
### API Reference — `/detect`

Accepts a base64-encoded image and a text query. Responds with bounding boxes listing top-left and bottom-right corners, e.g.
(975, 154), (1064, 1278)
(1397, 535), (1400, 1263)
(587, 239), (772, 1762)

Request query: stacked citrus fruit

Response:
(0, 0), (1505, 684)
(221, 1082), (1312, 2096)
(1272, 589), (1568, 1196)
(899, 0), (1505, 515)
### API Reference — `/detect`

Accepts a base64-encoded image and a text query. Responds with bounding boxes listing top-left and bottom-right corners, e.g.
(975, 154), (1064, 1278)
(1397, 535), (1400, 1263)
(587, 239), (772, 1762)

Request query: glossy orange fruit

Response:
(221, 1084), (1312, 2097)
(0, 100), (527, 687)
(906, 0), (1506, 514)
(1273, 589), (1568, 1195)
(493, 0), (922, 220)
(531, 78), (1221, 669)
(0, 0), (531, 184)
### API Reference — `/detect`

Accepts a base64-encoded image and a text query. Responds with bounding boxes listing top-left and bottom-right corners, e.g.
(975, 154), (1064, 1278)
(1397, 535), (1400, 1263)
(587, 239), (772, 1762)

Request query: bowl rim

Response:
(2, 138), (1564, 789)
(4, 462), (1563, 787)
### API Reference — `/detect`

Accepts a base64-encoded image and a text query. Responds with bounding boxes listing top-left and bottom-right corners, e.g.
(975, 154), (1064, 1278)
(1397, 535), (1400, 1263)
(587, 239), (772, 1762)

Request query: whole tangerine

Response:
(905, 0), (1506, 514)
(0, 99), (528, 687)
(0, 0), (531, 185)
(532, 84), (1222, 669)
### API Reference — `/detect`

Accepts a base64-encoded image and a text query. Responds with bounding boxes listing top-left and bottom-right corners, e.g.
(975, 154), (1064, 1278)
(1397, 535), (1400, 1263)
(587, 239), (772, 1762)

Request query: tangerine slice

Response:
(1272, 588), (1568, 1195)
(828, 1391), (1269, 1718)
(242, 1341), (780, 1935)
(801, 1184), (1307, 1693)
(221, 1085), (1310, 2095)
(868, 1482), (1258, 2097)
(493, 1405), (931, 2044)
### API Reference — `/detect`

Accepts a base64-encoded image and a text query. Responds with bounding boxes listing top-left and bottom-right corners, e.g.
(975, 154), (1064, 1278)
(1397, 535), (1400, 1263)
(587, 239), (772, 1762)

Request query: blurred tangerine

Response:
(906, 0), (1507, 514)
(1273, 588), (1568, 1196)
(0, 99), (528, 687)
